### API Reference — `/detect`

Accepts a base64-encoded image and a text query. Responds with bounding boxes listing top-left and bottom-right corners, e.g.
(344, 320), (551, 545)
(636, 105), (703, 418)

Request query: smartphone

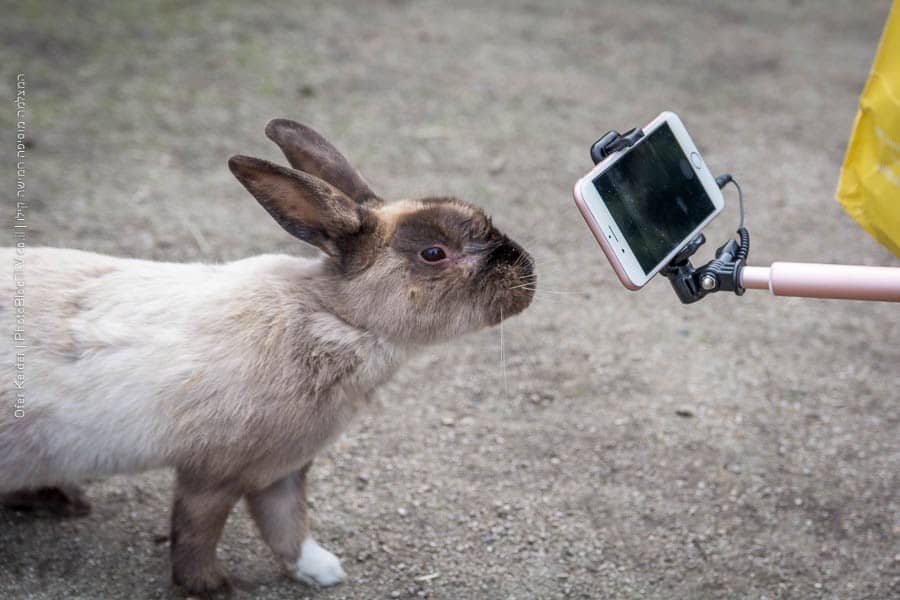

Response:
(573, 111), (724, 289)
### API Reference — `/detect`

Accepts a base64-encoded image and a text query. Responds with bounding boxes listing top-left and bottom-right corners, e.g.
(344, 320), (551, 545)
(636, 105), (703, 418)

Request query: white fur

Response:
(0, 248), (403, 491)
(289, 537), (346, 587)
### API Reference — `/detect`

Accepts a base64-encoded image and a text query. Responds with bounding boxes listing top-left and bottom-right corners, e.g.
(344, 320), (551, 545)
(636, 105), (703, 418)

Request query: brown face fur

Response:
(333, 198), (534, 343)
(231, 120), (534, 345)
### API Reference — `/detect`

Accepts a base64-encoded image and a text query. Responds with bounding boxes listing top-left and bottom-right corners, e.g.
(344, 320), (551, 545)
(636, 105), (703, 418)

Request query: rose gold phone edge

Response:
(572, 113), (664, 291)
(573, 179), (641, 290)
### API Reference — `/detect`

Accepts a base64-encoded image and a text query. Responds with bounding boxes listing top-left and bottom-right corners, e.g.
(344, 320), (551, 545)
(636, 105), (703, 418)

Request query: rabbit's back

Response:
(0, 248), (366, 491)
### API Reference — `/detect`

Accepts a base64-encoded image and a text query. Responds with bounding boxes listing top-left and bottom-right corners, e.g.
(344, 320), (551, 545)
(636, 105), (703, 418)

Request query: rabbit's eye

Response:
(420, 246), (447, 262)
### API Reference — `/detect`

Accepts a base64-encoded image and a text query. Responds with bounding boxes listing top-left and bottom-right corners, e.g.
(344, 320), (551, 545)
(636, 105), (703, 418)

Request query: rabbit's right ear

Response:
(228, 155), (364, 256)
(265, 119), (381, 207)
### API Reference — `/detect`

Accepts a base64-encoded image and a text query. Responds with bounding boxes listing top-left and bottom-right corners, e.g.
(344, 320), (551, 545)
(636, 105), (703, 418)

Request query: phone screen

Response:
(592, 123), (715, 274)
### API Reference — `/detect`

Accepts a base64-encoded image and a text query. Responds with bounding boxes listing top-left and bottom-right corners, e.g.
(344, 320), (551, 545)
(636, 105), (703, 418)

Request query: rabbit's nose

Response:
(490, 238), (527, 266)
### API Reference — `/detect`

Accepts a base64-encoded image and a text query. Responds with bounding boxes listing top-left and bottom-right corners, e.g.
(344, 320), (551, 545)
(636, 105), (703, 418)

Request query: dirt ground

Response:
(1, 1), (898, 598)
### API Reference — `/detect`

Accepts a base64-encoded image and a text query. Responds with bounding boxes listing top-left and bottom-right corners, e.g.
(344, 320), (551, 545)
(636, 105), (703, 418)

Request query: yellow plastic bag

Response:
(836, 2), (900, 257)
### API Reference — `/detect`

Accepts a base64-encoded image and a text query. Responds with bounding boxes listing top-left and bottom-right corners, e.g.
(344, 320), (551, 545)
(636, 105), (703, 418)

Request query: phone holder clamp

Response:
(588, 128), (748, 304)
(661, 235), (746, 304)
(590, 128), (645, 165)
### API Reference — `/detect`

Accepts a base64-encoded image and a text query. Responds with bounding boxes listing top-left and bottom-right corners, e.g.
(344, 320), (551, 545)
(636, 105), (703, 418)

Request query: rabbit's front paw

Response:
(289, 537), (347, 587)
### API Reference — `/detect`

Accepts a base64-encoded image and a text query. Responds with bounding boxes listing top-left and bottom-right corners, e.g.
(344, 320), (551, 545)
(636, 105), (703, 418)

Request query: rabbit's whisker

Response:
(509, 282), (579, 295)
(533, 289), (579, 295)
(500, 306), (508, 401)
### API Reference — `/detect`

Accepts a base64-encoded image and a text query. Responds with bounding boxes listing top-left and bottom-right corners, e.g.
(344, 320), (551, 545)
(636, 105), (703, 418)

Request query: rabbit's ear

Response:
(265, 119), (381, 207)
(228, 155), (364, 256)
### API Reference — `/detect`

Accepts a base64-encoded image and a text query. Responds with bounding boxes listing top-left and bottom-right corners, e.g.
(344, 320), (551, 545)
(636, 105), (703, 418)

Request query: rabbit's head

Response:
(229, 119), (534, 344)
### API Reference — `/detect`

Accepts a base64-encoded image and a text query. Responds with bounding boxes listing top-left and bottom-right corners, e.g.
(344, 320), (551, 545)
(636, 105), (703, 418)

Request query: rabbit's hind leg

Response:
(1, 485), (91, 518)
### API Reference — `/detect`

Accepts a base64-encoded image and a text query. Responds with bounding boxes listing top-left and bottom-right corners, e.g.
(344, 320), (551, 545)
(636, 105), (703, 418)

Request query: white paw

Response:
(289, 537), (347, 587)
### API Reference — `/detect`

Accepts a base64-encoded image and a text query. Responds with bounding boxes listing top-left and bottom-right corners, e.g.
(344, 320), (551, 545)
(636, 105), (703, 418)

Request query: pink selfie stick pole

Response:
(740, 263), (900, 302)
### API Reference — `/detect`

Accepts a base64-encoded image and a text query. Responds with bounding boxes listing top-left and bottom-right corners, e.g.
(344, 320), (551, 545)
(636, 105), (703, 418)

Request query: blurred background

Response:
(1, 1), (898, 598)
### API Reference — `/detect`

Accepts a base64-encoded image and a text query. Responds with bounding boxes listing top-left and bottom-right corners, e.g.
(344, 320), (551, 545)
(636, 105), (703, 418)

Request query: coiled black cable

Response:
(715, 173), (750, 261)
(735, 226), (750, 262)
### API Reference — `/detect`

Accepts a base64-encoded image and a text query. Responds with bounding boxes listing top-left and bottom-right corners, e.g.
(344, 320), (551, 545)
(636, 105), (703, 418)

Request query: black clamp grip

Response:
(590, 128), (645, 164)
(661, 236), (746, 304)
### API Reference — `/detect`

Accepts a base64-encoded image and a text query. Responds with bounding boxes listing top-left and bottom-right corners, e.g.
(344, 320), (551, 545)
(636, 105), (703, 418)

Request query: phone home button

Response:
(690, 151), (702, 168)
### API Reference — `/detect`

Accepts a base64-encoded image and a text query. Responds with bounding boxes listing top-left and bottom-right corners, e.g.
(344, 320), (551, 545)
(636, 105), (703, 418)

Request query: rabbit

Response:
(0, 118), (535, 596)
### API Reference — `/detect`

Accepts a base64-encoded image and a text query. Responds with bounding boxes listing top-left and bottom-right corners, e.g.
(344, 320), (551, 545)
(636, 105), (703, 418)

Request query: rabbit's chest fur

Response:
(0, 248), (405, 491)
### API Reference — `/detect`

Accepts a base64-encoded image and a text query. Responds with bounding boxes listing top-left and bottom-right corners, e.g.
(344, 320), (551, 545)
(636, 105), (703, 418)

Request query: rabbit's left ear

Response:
(228, 155), (366, 257)
(265, 118), (382, 207)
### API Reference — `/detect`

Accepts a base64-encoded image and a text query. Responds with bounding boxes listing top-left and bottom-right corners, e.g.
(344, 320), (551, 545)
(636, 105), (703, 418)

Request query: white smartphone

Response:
(573, 111), (725, 289)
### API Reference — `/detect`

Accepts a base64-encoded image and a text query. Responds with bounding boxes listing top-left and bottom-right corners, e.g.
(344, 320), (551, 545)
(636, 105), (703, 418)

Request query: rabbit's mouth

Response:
(486, 256), (535, 325)
(504, 283), (536, 321)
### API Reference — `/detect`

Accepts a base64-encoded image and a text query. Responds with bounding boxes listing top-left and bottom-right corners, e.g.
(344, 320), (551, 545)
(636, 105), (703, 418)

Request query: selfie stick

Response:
(740, 263), (900, 302)
(590, 129), (900, 304)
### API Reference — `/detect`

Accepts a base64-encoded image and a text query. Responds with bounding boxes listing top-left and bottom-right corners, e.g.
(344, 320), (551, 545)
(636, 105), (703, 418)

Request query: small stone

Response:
(489, 156), (507, 175)
(675, 406), (695, 418)
(391, 591), (401, 598)
(441, 417), (455, 427)
(398, 507), (408, 517)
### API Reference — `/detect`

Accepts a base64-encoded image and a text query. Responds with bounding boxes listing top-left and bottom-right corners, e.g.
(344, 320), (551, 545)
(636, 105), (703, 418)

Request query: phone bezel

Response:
(573, 111), (725, 289)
